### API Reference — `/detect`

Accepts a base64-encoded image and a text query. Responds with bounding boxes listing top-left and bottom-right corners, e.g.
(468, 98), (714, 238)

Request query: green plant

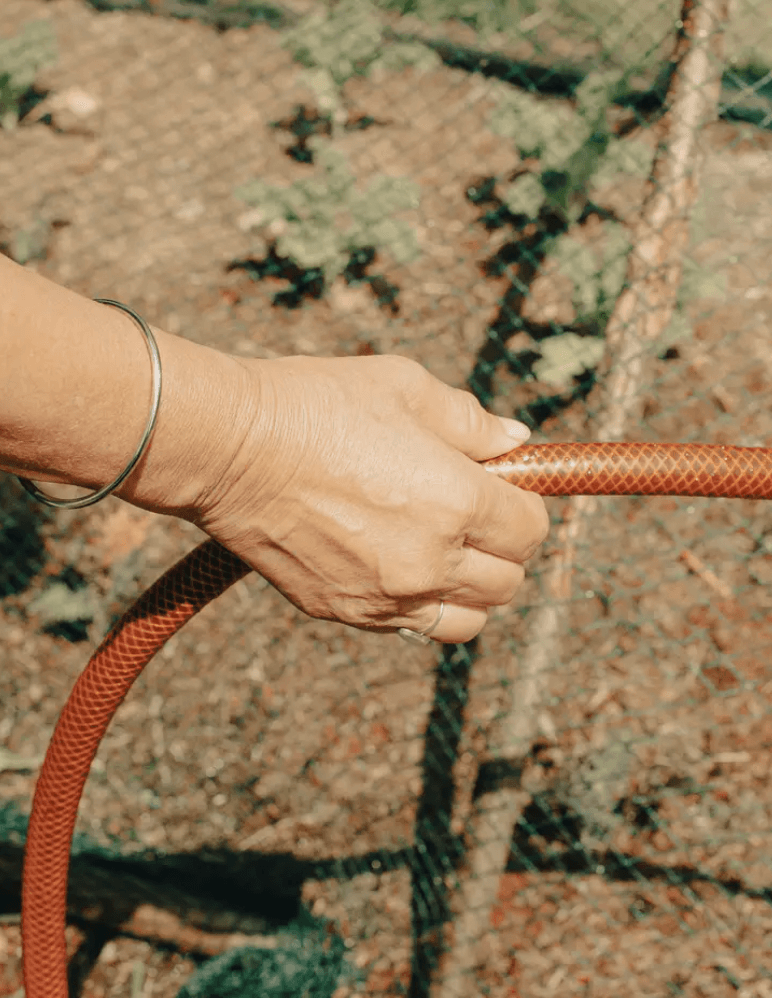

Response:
(378, 0), (528, 40)
(395, 0), (536, 32)
(283, 0), (440, 115)
(531, 332), (605, 387)
(483, 72), (661, 385)
(0, 19), (56, 130)
(554, 224), (630, 319)
(378, 0), (682, 69)
(235, 140), (421, 286)
(491, 71), (652, 222)
(176, 909), (347, 998)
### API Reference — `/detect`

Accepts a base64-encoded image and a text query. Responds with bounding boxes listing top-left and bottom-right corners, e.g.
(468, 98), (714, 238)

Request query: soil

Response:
(3, 1), (772, 996)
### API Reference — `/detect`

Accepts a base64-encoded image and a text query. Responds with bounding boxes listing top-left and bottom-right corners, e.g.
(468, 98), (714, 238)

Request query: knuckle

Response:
(372, 354), (432, 412)
(452, 387), (487, 434)
(505, 562), (526, 599)
(380, 353), (429, 388)
(447, 486), (479, 534)
(533, 494), (551, 542)
(490, 563), (526, 607)
(519, 490), (550, 556)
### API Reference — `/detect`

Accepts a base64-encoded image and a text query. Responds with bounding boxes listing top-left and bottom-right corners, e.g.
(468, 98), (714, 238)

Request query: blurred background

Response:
(3, 1), (772, 995)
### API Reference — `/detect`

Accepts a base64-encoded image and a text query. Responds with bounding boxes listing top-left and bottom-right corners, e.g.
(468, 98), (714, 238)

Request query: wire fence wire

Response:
(3, 0), (772, 995)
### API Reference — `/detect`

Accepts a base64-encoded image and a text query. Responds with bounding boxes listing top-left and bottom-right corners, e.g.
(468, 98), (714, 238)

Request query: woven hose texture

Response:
(4, 0), (772, 995)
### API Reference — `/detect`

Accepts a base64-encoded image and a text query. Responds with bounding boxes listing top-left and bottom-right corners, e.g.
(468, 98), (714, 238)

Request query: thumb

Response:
(422, 381), (531, 462)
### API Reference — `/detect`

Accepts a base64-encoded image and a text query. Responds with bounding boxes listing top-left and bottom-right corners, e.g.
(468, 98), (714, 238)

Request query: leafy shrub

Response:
(491, 71), (653, 222)
(550, 225), (631, 323)
(176, 913), (346, 998)
(482, 71), (661, 385)
(531, 332), (605, 387)
(0, 19), (56, 130)
(283, 0), (440, 114)
(377, 0), (521, 37)
(380, 0), (681, 71)
(235, 140), (421, 286)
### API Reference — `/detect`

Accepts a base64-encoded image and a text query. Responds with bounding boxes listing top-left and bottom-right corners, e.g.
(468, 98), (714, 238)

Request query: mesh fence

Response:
(3, 0), (772, 995)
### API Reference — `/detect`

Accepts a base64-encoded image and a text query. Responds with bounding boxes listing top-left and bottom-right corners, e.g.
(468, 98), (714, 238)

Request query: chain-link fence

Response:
(3, 0), (772, 995)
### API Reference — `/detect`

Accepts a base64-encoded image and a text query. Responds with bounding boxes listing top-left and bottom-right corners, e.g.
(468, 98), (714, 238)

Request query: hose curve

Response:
(21, 443), (772, 997)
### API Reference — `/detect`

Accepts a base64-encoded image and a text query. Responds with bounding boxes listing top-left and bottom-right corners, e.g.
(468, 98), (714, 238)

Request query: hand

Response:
(184, 353), (548, 644)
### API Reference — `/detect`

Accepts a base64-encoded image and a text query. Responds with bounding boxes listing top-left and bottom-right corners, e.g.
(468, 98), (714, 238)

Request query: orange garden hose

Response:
(21, 442), (772, 997)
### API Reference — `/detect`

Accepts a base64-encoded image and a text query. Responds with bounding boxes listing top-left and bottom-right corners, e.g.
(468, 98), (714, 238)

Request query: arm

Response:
(0, 253), (248, 515)
(0, 254), (549, 644)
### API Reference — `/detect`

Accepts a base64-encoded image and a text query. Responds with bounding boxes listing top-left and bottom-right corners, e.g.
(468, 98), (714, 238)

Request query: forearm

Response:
(0, 254), (251, 516)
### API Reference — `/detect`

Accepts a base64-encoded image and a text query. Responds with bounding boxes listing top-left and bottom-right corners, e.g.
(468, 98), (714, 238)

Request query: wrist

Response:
(114, 329), (257, 520)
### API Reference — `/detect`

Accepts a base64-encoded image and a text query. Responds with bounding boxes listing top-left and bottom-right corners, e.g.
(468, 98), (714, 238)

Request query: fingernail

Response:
(499, 417), (531, 442)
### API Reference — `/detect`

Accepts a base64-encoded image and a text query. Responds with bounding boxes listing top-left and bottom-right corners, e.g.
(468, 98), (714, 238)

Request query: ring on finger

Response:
(397, 600), (445, 646)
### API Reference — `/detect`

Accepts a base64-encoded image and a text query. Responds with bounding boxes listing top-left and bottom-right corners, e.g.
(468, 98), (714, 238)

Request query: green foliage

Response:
(283, 0), (440, 113)
(283, 0), (384, 88)
(176, 910), (346, 998)
(488, 71), (651, 225)
(0, 19), (57, 130)
(530, 219), (632, 386)
(376, 0), (523, 37)
(551, 223), (631, 323)
(489, 90), (587, 170)
(489, 72), (657, 366)
(491, 70), (633, 159)
(8, 217), (53, 265)
(372, 38), (440, 74)
(489, 71), (644, 167)
(27, 580), (96, 628)
(531, 333), (605, 387)
(0, 801), (30, 844)
(659, 310), (692, 352)
(657, 259), (729, 352)
(588, 136), (654, 194)
(534, 230), (724, 382)
(0, 799), (125, 858)
(379, 0), (682, 70)
(569, 0), (679, 72)
(573, 69), (623, 121)
(236, 141), (421, 282)
(501, 173), (545, 216)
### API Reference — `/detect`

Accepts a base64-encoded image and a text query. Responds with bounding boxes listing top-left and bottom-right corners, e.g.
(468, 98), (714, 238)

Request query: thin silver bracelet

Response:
(17, 298), (162, 510)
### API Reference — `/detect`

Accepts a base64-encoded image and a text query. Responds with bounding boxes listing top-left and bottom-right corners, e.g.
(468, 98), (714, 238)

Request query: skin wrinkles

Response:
(0, 249), (548, 646)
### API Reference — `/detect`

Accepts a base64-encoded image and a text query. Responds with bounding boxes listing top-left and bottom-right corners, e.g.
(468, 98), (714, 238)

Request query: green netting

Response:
(176, 919), (346, 998)
(2, 1), (772, 996)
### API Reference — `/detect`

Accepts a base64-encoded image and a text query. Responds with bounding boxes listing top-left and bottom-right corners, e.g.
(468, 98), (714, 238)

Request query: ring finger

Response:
(439, 544), (525, 608)
(396, 601), (489, 645)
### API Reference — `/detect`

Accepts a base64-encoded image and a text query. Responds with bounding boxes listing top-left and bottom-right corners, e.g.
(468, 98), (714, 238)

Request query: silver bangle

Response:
(17, 298), (162, 510)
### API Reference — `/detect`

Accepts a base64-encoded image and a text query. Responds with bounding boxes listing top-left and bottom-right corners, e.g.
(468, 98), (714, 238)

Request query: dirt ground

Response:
(3, 1), (772, 996)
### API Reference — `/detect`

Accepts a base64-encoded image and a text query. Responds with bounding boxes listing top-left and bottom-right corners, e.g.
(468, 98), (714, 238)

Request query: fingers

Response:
(389, 354), (549, 565)
(213, 354), (550, 649)
(397, 601), (489, 645)
(396, 357), (530, 461)
(394, 548), (526, 644)
(465, 475), (551, 565)
(440, 545), (526, 607)
(376, 357), (549, 644)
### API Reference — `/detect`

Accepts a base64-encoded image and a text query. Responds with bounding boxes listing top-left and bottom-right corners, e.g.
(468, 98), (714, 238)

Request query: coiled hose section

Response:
(21, 442), (772, 997)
